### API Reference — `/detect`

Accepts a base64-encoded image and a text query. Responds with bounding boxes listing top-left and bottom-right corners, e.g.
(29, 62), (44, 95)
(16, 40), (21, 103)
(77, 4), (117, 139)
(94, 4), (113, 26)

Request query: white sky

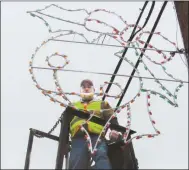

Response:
(1, 2), (188, 169)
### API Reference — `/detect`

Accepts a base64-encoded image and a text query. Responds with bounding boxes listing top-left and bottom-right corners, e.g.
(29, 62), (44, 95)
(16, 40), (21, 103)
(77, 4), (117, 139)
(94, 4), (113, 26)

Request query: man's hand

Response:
(109, 130), (121, 141)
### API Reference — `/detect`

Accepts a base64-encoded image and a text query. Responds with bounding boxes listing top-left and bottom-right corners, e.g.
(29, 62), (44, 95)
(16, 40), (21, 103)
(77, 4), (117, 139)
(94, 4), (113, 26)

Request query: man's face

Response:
(81, 84), (94, 93)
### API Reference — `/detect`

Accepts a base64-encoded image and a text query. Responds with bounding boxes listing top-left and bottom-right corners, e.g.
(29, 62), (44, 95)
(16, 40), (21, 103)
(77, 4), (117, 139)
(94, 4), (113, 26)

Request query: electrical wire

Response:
(50, 38), (184, 54)
(116, 2), (168, 109)
(31, 66), (188, 83)
(102, 1), (152, 101)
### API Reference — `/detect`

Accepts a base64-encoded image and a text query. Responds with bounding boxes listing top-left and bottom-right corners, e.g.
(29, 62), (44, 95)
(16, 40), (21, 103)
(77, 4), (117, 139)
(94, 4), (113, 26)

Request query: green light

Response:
(159, 95), (165, 99)
(30, 13), (35, 17)
(167, 101), (173, 105)
(150, 91), (157, 95)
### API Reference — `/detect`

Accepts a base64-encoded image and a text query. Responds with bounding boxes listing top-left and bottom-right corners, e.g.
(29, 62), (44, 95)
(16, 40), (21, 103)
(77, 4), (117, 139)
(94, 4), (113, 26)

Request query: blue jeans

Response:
(69, 135), (112, 169)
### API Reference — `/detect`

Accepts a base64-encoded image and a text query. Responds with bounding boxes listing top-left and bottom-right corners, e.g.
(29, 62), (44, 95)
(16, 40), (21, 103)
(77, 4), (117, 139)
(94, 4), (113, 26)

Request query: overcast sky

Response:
(2, 2), (188, 169)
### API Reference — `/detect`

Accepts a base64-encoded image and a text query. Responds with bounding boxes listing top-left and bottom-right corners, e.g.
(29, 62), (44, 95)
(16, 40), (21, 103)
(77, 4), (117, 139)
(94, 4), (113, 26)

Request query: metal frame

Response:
(24, 128), (59, 169)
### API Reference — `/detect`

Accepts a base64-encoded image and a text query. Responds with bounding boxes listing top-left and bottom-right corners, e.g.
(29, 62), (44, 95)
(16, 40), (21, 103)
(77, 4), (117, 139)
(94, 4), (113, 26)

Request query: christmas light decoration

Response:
(27, 5), (184, 156)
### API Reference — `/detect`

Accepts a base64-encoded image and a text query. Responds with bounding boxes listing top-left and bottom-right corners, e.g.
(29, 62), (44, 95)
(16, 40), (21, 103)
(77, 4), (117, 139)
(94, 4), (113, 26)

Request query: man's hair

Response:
(80, 79), (93, 87)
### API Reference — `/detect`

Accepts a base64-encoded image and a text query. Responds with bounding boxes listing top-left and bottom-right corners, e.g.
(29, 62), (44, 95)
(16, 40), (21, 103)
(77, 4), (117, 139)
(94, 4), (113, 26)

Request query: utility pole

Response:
(174, 1), (189, 66)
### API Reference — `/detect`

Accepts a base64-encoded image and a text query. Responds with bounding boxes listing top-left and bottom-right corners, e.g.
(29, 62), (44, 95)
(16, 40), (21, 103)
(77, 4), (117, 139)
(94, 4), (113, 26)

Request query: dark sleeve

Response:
(101, 101), (119, 128)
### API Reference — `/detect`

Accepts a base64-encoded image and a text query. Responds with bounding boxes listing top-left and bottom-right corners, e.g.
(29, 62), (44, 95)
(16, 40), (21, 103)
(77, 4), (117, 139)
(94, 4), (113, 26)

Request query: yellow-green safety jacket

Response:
(70, 100), (105, 137)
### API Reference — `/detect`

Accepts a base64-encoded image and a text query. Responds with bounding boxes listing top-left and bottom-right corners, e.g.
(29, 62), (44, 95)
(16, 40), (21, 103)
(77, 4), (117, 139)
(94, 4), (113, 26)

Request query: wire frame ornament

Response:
(27, 4), (185, 156)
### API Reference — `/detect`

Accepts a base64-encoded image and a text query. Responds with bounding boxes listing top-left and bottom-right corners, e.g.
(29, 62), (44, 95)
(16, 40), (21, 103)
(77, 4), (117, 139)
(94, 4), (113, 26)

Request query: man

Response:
(69, 79), (121, 169)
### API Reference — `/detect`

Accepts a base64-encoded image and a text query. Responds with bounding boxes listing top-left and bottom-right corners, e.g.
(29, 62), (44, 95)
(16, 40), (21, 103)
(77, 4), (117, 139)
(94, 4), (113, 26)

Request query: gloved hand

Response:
(109, 130), (121, 142)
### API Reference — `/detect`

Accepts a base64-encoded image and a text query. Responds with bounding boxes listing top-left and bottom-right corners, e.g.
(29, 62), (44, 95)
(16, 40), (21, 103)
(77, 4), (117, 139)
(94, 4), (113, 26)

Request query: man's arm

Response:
(101, 101), (122, 140)
(101, 101), (119, 128)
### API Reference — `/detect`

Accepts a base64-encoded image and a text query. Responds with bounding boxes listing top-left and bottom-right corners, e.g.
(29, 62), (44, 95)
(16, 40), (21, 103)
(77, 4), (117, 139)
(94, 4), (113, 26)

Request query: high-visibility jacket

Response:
(70, 100), (104, 137)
